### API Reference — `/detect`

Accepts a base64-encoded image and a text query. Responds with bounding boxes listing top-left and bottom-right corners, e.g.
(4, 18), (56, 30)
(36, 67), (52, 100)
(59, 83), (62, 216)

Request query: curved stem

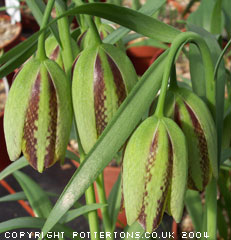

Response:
(37, 0), (55, 61)
(214, 38), (231, 80)
(154, 31), (217, 240)
(169, 64), (178, 90)
(154, 31), (215, 118)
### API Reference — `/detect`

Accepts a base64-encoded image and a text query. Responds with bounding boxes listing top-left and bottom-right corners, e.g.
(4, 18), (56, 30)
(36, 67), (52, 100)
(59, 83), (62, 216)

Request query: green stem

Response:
(74, 117), (100, 240)
(154, 31), (218, 239)
(205, 177), (217, 240)
(37, 0), (55, 61)
(55, 1), (79, 80)
(85, 15), (102, 47)
(154, 32), (215, 118)
(88, 0), (101, 27)
(169, 64), (178, 90)
(80, 155), (100, 240)
(73, 0), (88, 32)
(96, 173), (114, 240)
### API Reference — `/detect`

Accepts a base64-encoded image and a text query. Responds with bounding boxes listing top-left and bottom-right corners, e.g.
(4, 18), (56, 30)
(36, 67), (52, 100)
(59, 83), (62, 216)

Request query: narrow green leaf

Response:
(187, 0), (215, 32)
(218, 172), (231, 221)
(64, 3), (180, 43)
(214, 38), (231, 79)
(0, 157), (28, 181)
(71, 27), (81, 40)
(217, 203), (228, 240)
(0, 192), (27, 202)
(104, 0), (166, 45)
(107, 173), (122, 230)
(122, 33), (143, 45)
(1, 2), (179, 78)
(222, 0), (231, 36)
(61, 203), (107, 223)
(13, 171), (52, 218)
(0, 42), (37, 79)
(210, 0), (224, 34)
(0, 217), (74, 239)
(40, 48), (168, 237)
(185, 190), (203, 232)
(66, 150), (80, 163)
(25, 0), (61, 45)
(221, 148), (231, 163)
(0, 191), (57, 203)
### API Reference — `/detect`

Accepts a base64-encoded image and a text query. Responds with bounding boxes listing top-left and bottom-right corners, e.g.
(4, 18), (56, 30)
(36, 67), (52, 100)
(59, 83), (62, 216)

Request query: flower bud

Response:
(45, 36), (79, 68)
(72, 43), (138, 153)
(77, 24), (124, 51)
(123, 116), (187, 232)
(4, 58), (73, 172)
(165, 87), (218, 191)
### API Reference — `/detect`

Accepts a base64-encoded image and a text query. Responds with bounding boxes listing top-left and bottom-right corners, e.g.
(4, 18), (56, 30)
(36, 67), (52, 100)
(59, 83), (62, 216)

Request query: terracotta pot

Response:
(126, 45), (165, 76)
(71, 159), (127, 228)
(95, 166), (127, 228)
(0, 15), (22, 52)
(167, 0), (185, 13)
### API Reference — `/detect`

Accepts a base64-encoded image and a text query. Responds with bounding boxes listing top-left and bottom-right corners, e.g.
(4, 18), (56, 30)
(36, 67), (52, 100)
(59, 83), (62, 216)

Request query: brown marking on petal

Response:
(152, 136), (172, 230)
(100, 31), (105, 40)
(184, 102), (210, 190)
(188, 170), (198, 190)
(23, 73), (41, 170)
(12, 69), (20, 82)
(71, 54), (80, 80)
(138, 131), (159, 229)
(174, 103), (182, 128)
(49, 45), (60, 61)
(94, 55), (107, 136)
(77, 31), (87, 47)
(106, 54), (126, 106)
(44, 73), (57, 168)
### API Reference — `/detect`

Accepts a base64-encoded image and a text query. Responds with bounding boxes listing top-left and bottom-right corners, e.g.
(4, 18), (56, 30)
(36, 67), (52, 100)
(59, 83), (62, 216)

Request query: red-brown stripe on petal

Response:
(174, 103), (182, 128)
(152, 136), (173, 230)
(23, 73), (41, 170)
(107, 54), (126, 106)
(44, 73), (57, 168)
(138, 131), (159, 229)
(50, 45), (60, 61)
(94, 55), (107, 136)
(188, 170), (198, 190)
(77, 31), (87, 47)
(71, 54), (80, 80)
(100, 31), (104, 40)
(184, 102), (210, 189)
